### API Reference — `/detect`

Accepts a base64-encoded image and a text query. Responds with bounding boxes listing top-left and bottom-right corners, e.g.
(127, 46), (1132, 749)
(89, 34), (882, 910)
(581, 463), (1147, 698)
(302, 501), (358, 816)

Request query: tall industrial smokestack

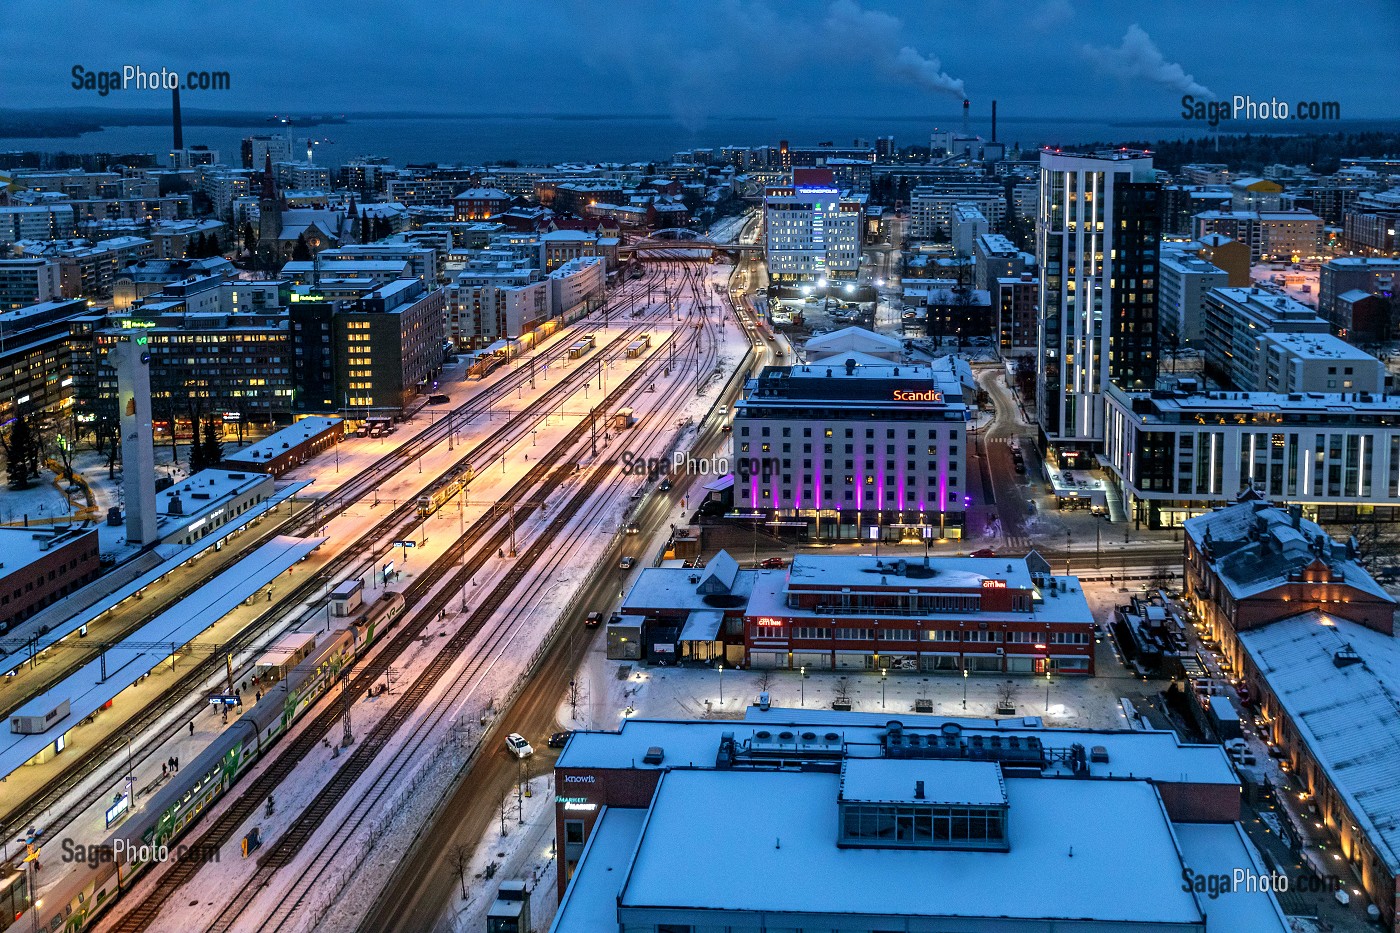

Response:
(171, 86), (183, 151)
(991, 100), (998, 143)
(962, 98), (970, 136)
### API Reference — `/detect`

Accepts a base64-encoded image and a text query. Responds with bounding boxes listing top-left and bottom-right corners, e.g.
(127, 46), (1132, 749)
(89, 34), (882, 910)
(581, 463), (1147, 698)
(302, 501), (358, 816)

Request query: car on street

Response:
(759, 557), (787, 568)
(584, 611), (602, 627)
(548, 731), (572, 749)
(625, 524), (640, 535)
(720, 424), (732, 432)
(970, 548), (997, 559)
(505, 733), (533, 759)
(619, 556), (637, 570)
(659, 478), (672, 491)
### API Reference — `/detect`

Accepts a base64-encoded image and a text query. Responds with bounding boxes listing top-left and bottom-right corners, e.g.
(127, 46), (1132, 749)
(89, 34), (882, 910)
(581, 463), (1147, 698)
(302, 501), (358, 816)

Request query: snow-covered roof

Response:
(2, 536), (321, 779)
(787, 554), (1032, 591)
(1173, 823), (1292, 932)
(223, 417), (341, 467)
(1184, 502), (1393, 604)
(677, 610), (724, 643)
(549, 808), (646, 932)
(615, 769), (1204, 925)
(558, 712), (1238, 785)
(841, 757), (1006, 807)
(1239, 612), (1400, 874)
(804, 325), (902, 359)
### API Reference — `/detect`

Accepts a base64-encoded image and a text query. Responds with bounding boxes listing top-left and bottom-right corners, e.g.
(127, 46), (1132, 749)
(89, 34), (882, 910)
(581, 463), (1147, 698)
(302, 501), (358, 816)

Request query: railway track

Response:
(101, 265), (703, 933)
(0, 267), (678, 851)
(245, 315), (700, 933)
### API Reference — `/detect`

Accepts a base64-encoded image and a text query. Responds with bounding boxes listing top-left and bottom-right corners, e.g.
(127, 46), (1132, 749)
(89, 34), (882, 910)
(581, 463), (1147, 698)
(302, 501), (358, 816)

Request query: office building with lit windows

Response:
(1036, 150), (1161, 467)
(731, 351), (969, 541)
(333, 278), (445, 413)
(1102, 385), (1400, 528)
(763, 168), (863, 283)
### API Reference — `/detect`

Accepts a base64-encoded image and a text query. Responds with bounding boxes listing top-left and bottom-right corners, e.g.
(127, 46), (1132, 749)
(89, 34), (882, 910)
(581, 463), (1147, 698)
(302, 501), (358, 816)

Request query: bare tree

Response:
(997, 681), (1017, 714)
(499, 798), (509, 838)
(567, 679), (586, 720)
(756, 669), (773, 694)
(448, 843), (472, 901)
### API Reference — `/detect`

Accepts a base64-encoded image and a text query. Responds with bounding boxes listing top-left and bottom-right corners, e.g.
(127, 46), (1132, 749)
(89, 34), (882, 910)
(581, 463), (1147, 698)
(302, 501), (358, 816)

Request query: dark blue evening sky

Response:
(4, 0), (1395, 124)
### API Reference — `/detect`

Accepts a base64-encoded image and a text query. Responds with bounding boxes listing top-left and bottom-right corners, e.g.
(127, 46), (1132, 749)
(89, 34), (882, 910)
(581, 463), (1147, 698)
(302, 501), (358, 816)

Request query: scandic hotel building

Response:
(741, 553), (1096, 675)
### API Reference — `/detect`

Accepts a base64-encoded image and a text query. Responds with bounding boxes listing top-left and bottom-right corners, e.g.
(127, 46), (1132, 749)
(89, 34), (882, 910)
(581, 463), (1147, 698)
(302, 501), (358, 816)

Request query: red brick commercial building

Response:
(0, 527), (100, 638)
(617, 550), (1096, 675)
(450, 187), (510, 221)
(1184, 500), (1395, 674)
(220, 416), (345, 477)
(744, 552), (1096, 675)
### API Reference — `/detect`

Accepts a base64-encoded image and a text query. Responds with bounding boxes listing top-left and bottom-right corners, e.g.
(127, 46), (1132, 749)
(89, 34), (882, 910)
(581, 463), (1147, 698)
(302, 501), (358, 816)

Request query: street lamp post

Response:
(718, 663), (724, 704)
(963, 667), (969, 709)
(1065, 530), (1071, 576)
(1045, 667), (1052, 711)
(799, 666), (805, 706)
(881, 668), (887, 709)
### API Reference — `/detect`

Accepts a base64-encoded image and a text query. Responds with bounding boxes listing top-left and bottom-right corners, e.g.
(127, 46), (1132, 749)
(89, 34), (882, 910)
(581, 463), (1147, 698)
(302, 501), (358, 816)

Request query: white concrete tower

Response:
(109, 333), (158, 546)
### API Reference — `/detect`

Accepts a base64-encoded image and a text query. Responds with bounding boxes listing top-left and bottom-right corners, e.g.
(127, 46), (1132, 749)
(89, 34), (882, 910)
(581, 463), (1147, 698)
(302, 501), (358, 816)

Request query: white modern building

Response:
(949, 203), (989, 257)
(910, 185), (1005, 238)
(549, 256), (605, 318)
(763, 168), (863, 283)
(1104, 385), (1400, 528)
(732, 336), (970, 540)
(1255, 331), (1387, 394)
(1036, 150), (1160, 466)
(447, 260), (549, 350)
(1202, 287), (1330, 390)
(0, 204), (76, 244)
(1159, 253), (1228, 348)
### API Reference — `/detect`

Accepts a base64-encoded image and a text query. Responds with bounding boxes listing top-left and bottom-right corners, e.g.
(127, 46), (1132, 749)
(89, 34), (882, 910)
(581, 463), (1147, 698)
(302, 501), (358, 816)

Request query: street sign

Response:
(392, 540), (416, 549)
(208, 695), (238, 706)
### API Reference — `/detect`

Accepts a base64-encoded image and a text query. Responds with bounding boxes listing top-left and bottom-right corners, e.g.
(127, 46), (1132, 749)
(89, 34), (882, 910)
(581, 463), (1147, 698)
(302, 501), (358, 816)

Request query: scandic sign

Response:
(892, 390), (944, 402)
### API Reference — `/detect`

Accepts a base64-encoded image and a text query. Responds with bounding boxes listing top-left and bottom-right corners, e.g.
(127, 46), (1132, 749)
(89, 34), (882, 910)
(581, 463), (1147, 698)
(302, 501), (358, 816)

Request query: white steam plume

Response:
(1081, 24), (1213, 97)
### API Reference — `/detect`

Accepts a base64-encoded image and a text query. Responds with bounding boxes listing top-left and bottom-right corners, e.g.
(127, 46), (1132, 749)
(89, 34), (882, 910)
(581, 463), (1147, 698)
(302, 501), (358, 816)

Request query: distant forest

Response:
(1067, 131), (1400, 175)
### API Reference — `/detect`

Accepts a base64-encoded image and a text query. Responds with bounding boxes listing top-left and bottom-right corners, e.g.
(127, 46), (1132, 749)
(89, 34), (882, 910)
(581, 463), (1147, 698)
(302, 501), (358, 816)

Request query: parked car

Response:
(548, 731), (572, 749)
(505, 733), (533, 759)
(584, 611), (602, 628)
(970, 548), (997, 559)
(428, 394), (451, 404)
(619, 556), (637, 570)
(760, 557), (788, 568)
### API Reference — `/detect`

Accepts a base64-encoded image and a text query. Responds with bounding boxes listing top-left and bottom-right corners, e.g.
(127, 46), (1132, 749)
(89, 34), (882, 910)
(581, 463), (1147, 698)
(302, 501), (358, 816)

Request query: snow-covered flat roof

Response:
(1239, 612), (1400, 874)
(548, 807), (645, 933)
(223, 417), (342, 466)
(787, 554), (1033, 590)
(841, 757), (1005, 806)
(558, 713), (1239, 786)
(0, 527), (95, 581)
(1174, 823), (1291, 932)
(617, 769), (1203, 925)
(1, 535), (322, 778)
(0, 482), (306, 673)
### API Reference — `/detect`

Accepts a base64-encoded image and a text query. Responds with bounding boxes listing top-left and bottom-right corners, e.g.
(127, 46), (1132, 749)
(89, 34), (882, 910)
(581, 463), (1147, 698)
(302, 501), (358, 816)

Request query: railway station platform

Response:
(0, 535), (323, 832)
